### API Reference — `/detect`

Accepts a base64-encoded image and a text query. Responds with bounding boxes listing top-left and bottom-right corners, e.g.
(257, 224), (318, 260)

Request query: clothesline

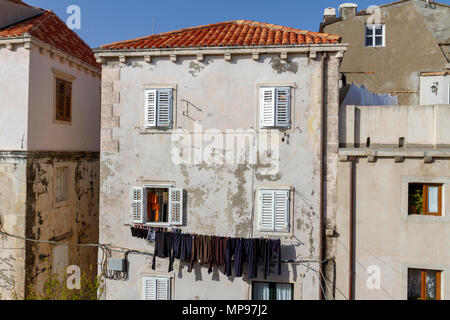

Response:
(130, 225), (282, 280)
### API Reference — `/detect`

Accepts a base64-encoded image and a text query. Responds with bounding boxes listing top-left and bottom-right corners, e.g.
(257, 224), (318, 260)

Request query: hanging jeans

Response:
(266, 239), (282, 278)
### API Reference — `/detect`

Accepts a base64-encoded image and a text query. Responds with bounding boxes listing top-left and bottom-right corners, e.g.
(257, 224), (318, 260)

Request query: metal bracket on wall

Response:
(181, 99), (202, 121)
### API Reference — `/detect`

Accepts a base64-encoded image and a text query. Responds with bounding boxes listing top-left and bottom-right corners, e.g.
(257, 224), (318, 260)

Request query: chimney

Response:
(339, 3), (358, 20)
(323, 7), (336, 22)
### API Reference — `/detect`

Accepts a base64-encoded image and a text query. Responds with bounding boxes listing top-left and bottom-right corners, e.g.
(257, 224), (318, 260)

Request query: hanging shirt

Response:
(148, 193), (160, 222)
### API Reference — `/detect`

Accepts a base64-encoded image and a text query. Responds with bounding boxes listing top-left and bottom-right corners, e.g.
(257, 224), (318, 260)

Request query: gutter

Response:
(319, 51), (328, 300)
(348, 157), (356, 300)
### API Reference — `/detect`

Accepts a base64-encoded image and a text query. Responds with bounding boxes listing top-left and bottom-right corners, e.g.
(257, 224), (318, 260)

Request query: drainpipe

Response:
(319, 52), (328, 301)
(349, 156), (356, 300)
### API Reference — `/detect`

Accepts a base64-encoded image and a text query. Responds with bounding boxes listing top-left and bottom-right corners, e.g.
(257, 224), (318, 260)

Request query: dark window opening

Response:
(146, 188), (169, 223)
(408, 268), (441, 300)
(252, 282), (293, 300)
(408, 183), (442, 216)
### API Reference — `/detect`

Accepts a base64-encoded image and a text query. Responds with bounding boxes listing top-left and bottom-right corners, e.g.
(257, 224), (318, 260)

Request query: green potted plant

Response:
(409, 189), (423, 215)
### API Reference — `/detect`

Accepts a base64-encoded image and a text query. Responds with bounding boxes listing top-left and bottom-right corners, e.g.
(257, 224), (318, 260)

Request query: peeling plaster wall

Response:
(99, 52), (342, 300)
(0, 154), (27, 300)
(24, 153), (99, 296)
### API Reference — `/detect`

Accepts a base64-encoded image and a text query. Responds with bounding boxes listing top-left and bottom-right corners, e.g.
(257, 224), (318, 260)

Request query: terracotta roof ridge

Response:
(102, 20), (340, 48)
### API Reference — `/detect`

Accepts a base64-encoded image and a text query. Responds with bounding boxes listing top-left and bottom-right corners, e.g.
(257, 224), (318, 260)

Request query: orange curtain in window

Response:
(147, 194), (160, 222)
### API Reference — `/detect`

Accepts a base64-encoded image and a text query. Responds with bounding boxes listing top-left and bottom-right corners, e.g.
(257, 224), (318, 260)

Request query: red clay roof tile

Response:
(101, 20), (341, 50)
(0, 11), (100, 69)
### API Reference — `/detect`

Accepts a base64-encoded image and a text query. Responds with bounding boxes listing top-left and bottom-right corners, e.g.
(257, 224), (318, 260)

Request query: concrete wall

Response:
(0, 46), (30, 150)
(0, 153), (27, 299)
(335, 157), (450, 300)
(322, 0), (449, 105)
(27, 44), (101, 152)
(420, 75), (450, 105)
(99, 51), (342, 300)
(340, 104), (450, 148)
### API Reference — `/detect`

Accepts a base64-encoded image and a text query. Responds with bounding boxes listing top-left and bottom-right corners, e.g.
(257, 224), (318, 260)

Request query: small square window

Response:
(142, 276), (170, 300)
(144, 88), (173, 128)
(55, 167), (68, 202)
(408, 183), (442, 216)
(408, 268), (441, 300)
(260, 87), (291, 129)
(252, 282), (293, 300)
(365, 24), (385, 47)
(131, 186), (183, 225)
(258, 188), (290, 232)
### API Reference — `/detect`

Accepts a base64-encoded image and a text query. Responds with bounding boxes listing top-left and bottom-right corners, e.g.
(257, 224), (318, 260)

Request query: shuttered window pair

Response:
(258, 189), (290, 232)
(260, 87), (291, 128)
(55, 78), (72, 122)
(132, 187), (183, 225)
(142, 276), (170, 300)
(145, 89), (173, 128)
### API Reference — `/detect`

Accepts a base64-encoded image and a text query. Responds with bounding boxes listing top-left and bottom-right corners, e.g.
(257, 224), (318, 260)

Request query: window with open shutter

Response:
(260, 88), (275, 128)
(142, 276), (170, 300)
(168, 187), (183, 225)
(275, 87), (291, 128)
(132, 187), (145, 223)
(258, 189), (290, 232)
(145, 88), (173, 128)
(259, 190), (275, 231)
(260, 87), (291, 128)
(145, 89), (157, 127)
(274, 190), (289, 232)
(55, 78), (72, 122)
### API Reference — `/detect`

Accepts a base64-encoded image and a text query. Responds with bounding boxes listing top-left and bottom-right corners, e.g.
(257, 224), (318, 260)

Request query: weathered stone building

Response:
(95, 20), (347, 300)
(320, 0), (450, 105)
(0, 0), (100, 299)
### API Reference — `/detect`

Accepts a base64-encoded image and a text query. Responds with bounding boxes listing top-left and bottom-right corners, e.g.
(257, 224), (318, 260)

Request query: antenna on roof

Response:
(152, 18), (155, 35)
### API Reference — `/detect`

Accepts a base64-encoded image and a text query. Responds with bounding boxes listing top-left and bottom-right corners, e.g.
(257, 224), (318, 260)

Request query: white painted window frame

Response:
(142, 85), (177, 131)
(259, 86), (292, 129)
(141, 275), (171, 300)
(131, 184), (183, 226)
(365, 24), (385, 47)
(256, 187), (291, 233)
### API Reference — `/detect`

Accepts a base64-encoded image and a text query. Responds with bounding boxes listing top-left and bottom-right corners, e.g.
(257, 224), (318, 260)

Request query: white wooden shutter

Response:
(260, 88), (275, 128)
(274, 190), (290, 232)
(156, 89), (172, 128)
(258, 190), (275, 231)
(145, 89), (157, 127)
(275, 87), (291, 128)
(156, 277), (170, 300)
(142, 276), (156, 300)
(142, 276), (170, 300)
(168, 187), (183, 225)
(132, 187), (145, 223)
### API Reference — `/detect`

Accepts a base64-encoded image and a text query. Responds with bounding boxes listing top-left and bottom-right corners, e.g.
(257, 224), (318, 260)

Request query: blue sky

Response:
(27, 0), (450, 48)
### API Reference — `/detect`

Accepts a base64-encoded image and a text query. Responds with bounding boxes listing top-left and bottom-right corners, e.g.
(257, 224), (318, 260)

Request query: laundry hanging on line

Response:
(130, 225), (281, 279)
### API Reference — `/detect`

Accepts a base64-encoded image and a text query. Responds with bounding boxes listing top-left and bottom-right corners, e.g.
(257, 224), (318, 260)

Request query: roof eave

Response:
(0, 35), (101, 73)
(94, 43), (348, 57)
